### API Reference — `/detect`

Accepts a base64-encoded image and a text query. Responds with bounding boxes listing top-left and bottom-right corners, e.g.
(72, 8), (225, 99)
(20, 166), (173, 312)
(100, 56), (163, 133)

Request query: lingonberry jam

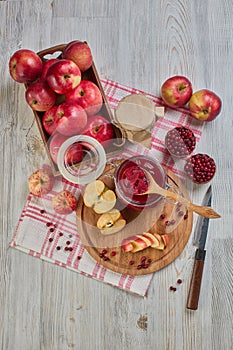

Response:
(115, 156), (166, 210)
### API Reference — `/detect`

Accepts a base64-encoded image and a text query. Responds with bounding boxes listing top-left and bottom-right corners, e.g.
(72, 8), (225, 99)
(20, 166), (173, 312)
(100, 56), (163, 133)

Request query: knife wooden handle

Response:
(186, 249), (206, 310)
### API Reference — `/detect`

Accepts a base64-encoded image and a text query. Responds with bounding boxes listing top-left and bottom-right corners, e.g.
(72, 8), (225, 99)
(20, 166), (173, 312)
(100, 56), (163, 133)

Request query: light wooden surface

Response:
(1, 1), (232, 349)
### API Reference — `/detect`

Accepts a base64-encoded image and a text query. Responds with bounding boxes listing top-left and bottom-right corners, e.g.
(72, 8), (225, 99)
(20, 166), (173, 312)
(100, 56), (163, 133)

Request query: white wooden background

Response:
(1, 1), (232, 349)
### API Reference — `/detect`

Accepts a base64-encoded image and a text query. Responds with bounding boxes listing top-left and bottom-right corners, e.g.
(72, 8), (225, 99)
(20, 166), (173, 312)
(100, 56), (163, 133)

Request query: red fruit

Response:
(42, 105), (59, 135)
(62, 41), (93, 72)
(52, 190), (77, 214)
(55, 102), (87, 136)
(28, 168), (54, 197)
(25, 81), (56, 111)
(184, 153), (216, 184)
(83, 115), (115, 147)
(161, 76), (193, 107)
(66, 80), (102, 116)
(49, 133), (68, 164)
(165, 126), (196, 158)
(64, 142), (84, 165)
(189, 89), (222, 122)
(41, 58), (59, 80)
(9, 49), (42, 83)
(46, 59), (81, 94)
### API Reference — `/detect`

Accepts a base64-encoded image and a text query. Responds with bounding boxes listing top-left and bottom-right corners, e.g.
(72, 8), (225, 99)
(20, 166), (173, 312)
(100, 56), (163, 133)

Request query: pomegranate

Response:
(165, 126), (196, 158)
(184, 153), (216, 183)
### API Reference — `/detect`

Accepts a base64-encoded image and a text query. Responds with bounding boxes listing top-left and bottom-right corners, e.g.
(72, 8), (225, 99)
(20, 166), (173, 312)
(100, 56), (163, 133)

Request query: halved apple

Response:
(83, 180), (116, 214)
(97, 209), (126, 235)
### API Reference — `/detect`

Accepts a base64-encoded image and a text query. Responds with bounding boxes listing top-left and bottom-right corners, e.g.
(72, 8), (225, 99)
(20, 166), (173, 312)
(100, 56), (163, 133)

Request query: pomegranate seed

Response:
(103, 256), (110, 261)
(170, 219), (176, 225)
(99, 253), (104, 258)
(184, 213), (188, 220)
(40, 209), (46, 214)
(50, 228), (54, 232)
(102, 249), (108, 255)
(49, 238), (53, 243)
(147, 258), (152, 264)
(56, 246), (61, 250)
(69, 247), (73, 251)
(178, 210), (184, 216)
(177, 279), (182, 284)
(129, 260), (135, 265)
(137, 265), (142, 270)
(160, 214), (166, 219)
(59, 232), (63, 236)
(64, 247), (69, 251)
(165, 221), (171, 226)
(77, 256), (82, 260)
(66, 241), (71, 245)
(143, 264), (149, 269)
(169, 286), (176, 291)
(46, 222), (52, 227)
(141, 256), (146, 262)
(69, 234), (73, 238)
(111, 251), (116, 257)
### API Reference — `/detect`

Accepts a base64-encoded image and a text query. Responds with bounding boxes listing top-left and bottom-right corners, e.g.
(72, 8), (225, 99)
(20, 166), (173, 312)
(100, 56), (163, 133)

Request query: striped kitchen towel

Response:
(10, 79), (204, 297)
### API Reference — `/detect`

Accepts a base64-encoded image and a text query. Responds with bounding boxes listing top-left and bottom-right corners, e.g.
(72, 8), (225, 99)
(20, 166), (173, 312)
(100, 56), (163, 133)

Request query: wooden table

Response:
(1, 1), (232, 349)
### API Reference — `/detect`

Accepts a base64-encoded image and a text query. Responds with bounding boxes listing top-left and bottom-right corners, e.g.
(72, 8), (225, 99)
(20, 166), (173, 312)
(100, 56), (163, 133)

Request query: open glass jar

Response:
(114, 155), (166, 210)
(57, 135), (106, 185)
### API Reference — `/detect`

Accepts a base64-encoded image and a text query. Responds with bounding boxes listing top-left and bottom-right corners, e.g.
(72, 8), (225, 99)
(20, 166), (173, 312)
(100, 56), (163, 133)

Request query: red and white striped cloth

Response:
(10, 79), (204, 297)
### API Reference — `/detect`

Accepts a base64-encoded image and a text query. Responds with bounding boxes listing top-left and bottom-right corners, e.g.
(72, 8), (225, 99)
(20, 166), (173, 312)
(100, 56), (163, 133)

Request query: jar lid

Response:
(57, 135), (106, 185)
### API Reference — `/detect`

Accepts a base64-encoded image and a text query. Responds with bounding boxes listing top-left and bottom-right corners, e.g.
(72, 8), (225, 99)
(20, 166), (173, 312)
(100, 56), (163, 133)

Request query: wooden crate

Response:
(26, 43), (123, 176)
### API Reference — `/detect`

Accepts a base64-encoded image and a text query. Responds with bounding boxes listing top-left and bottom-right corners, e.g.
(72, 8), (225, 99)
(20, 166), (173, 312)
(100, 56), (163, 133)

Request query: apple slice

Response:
(161, 234), (169, 248)
(153, 233), (165, 250)
(131, 236), (150, 253)
(122, 239), (134, 252)
(142, 232), (160, 248)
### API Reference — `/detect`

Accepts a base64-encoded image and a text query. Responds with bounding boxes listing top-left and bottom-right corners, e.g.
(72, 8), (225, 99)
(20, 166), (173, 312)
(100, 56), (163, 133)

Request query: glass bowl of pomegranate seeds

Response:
(184, 153), (216, 184)
(165, 126), (196, 158)
(57, 135), (106, 185)
(115, 155), (166, 210)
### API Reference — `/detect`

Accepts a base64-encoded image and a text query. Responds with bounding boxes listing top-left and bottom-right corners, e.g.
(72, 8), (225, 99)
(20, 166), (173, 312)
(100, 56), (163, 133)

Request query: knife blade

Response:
(186, 186), (212, 310)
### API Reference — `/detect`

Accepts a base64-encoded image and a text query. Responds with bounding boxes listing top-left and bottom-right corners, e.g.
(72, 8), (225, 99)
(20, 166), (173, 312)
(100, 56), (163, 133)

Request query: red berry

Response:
(40, 209), (46, 214)
(110, 251), (116, 257)
(102, 249), (108, 255)
(56, 246), (61, 250)
(165, 127), (196, 158)
(66, 241), (71, 245)
(129, 260), (135, 265)
(177, 279), (182, 284)
(184, 153), (216, 184)
(49, 238), (53, 243)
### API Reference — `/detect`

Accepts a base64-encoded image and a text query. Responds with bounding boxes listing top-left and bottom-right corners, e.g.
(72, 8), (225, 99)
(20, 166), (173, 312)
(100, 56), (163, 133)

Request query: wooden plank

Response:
(0, 0), (232, 349)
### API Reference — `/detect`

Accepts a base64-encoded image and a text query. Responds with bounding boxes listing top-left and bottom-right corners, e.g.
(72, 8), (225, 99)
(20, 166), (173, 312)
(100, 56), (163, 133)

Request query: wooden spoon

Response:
(140, 170), (221, 219)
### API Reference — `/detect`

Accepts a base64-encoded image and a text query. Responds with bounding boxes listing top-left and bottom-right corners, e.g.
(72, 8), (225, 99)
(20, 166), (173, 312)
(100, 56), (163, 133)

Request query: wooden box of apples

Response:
(9, 41), (122, 175)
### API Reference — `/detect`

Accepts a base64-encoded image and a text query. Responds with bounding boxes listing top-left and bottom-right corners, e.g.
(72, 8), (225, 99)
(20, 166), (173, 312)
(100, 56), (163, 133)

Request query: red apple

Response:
(161, 76), (193, 107)
(189, 89), (222, 121)
(41, 58), (59, 80)
(83, 115), (115, 147)
(25, 81), (56, 111)
(64, 142), (84, 165)
(9, 49), (43, 83)
(55, 102), (87, 136)
(52, 190), (77, 214)
(49, 133), (68, 164)
(28, 168), (54, 197)
(42, 105), (59, 135)
(66, 80), (102, 116)
(46, 59), (81, 94)
(62, 41), (93, 72)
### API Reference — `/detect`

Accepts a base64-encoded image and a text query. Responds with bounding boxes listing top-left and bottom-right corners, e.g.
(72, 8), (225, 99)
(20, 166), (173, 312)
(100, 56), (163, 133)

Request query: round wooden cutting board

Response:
(76, 163), (193, 275)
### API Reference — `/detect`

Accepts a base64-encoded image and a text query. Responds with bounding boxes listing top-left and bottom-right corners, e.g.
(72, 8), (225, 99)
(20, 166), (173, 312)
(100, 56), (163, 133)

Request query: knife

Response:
(186, 185), (212, 310)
